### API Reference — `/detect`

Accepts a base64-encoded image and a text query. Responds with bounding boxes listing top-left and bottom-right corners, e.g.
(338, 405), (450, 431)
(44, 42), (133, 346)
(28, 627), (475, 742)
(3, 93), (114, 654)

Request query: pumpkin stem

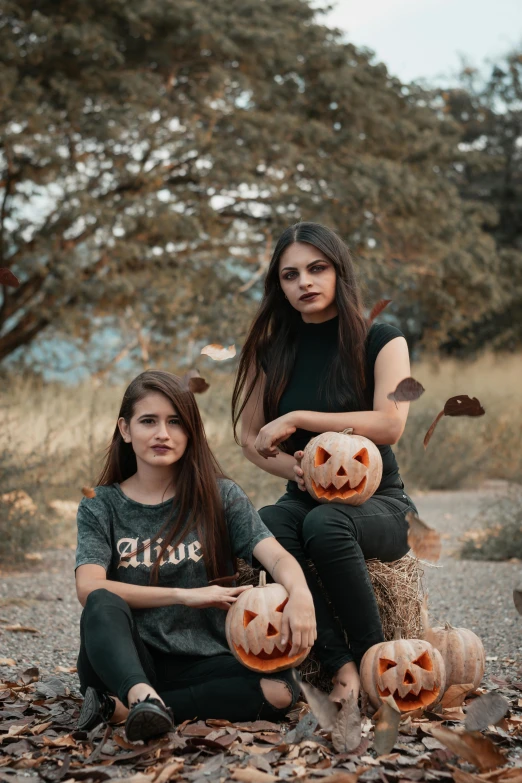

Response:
(258, 571), (267, 587)
(393, 628), (402, 640)
(444, 622), (454, 630)
(341, 427), (354, 435)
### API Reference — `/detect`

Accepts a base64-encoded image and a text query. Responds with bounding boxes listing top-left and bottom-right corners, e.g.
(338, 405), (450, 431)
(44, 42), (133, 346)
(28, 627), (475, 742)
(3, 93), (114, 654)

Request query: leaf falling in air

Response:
(201, 343), (237, 361)
(514, 587), (522, 616)
(292, 671), (338, 730)
(331, 691), (361, 753)
(444, 395), (485, 417)
(181, 368), (210, 394)
(441, 683), (475, 708)
(0, 268), (20, 288)
(367, 299), (392, 325)
(82, 486), (96, 499)
(424, 394), (485, 448)
(427, 724), (505, 771)
(406, 510), (442, 562)
(464, 692), (510, 732)
(373, 694), (401, 757)
(423, 410), (445, 448)
(387, 377), (425, 403)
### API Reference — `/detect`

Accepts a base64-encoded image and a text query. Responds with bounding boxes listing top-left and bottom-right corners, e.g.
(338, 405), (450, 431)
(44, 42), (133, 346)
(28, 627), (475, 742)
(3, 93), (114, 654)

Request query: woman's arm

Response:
(253, 537), (317, 656)
(255, 337), (411, 457)
(75, 564), (252, 610)
(240, 365), (299, 480)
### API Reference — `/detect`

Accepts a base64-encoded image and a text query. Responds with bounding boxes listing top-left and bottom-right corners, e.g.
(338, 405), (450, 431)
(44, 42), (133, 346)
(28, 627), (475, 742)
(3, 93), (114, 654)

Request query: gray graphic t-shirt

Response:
(75, 479), (273, 658)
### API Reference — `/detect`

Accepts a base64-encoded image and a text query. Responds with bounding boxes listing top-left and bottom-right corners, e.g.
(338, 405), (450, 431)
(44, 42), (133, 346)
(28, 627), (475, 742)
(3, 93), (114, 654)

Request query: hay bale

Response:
(237, 553), (424, 688)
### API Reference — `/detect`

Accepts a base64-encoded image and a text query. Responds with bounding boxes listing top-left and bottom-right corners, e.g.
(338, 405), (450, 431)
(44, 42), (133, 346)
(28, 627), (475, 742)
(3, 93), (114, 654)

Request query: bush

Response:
(460, 485), (522, 561)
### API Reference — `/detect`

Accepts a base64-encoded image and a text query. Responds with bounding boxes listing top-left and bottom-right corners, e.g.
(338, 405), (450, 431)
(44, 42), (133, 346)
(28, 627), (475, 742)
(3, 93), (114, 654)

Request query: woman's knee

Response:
(260, 678), (293, 709)
(84, 588), (130, 618)
(258, 504), (293, 538)
(302, 505), (356, 554)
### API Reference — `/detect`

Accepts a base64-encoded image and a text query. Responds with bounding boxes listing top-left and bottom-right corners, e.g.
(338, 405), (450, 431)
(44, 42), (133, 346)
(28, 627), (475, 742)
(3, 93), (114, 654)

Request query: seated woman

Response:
(75, 370), (316, 742)
(232, 221), (418, 703)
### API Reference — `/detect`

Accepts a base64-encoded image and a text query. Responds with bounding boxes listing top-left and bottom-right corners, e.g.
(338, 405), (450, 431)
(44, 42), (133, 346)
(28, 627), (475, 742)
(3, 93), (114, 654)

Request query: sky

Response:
(321, 0), (521, 85)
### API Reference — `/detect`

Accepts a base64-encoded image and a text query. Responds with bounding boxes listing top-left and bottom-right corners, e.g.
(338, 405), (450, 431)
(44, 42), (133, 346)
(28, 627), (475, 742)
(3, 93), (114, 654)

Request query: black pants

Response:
(259, 483), (417, 674)
(77, 589), (300, 723)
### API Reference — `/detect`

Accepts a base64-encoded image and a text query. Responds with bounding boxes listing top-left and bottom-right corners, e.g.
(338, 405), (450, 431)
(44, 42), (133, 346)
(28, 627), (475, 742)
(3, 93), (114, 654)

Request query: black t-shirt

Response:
(263, 317), (405, 493)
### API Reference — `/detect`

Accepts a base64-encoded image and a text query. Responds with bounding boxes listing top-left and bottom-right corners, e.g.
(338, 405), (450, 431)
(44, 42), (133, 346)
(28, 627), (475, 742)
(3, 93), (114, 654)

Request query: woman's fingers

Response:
(289, 630), (302, 658)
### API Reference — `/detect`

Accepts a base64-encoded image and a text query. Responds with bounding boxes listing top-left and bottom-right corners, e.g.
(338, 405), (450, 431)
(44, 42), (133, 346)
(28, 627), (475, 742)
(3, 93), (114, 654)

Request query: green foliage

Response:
(460, 487), (522, 561)
(0, 0), (515, 370)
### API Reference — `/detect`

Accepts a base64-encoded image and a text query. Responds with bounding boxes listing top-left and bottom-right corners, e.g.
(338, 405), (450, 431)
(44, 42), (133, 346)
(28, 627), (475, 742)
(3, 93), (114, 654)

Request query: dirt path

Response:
(0, 485), (520, 691)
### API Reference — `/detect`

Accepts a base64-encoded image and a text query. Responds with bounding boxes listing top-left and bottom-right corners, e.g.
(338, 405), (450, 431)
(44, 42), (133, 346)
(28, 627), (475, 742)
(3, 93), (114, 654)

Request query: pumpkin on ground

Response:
(424, 623), (485, 691)
(225, 571), (310, 673)
(302, 428), (382, 505)
(360, 637), (446, 712)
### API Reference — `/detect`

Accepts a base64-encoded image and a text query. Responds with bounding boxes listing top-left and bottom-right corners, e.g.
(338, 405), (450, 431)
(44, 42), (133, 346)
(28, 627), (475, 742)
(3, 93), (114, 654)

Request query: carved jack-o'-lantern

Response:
(225, 572), (310, 673)
(302, 429), (383, 505)
(360, 638), (446, 712)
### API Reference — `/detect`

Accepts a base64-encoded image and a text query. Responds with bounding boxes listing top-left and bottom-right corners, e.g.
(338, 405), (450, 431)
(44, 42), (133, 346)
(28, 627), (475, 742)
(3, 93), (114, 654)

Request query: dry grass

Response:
(0, 350), (520, 557)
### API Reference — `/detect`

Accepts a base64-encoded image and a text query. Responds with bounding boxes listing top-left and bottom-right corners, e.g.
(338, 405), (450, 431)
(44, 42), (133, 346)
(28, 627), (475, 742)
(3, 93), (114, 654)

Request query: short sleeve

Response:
(75, 498), (113, 572)
(366, 323), (405, 370)
(221, 481), (273, 563)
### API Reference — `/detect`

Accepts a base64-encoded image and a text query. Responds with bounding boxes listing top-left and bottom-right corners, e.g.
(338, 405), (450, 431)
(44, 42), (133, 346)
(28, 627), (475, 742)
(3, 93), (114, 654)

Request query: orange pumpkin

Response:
(424, 623), (485, 691)
(225, 572), (310, 673)
(302, 429), (382, 505)
(360, 637), (446, 712)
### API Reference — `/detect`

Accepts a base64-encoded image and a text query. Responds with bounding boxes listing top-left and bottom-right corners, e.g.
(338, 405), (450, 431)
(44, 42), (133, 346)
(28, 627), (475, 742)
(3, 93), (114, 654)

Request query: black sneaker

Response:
(125, 695), (174, 743)
(77, 687), (116, 731)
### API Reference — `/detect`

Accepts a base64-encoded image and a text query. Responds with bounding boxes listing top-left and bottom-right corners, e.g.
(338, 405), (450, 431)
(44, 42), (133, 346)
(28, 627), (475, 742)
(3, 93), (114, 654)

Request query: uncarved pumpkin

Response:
(225, 572), (311, 673)
(424, 623), (485, 691)
(360, 637), (446, 712)
(302, 429), (382, 505)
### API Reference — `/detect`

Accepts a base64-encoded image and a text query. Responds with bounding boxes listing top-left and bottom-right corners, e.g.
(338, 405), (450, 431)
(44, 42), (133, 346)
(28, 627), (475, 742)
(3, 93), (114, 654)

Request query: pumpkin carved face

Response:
(360, 638), (446, 712)
(302, 429), (383, 505)
(225, 572), (310, 673)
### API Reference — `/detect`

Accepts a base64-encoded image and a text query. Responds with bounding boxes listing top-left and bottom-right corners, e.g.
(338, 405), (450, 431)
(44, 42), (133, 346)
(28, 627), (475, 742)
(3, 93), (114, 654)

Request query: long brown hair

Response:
(232, 222), (368, 449)
(97, 371), (233, 583)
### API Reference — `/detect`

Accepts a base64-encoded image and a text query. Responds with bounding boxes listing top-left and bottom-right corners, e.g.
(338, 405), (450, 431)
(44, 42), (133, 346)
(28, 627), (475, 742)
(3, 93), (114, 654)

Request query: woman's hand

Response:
(293, 450), (306, 491)
(281, 588), (317, 657)
(254, 414), (297, 458)
(180, 585), (252, 611)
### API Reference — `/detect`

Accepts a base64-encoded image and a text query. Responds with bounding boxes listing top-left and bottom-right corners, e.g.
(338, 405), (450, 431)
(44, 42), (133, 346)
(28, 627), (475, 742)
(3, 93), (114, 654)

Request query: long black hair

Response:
(232, 222), (369, 450)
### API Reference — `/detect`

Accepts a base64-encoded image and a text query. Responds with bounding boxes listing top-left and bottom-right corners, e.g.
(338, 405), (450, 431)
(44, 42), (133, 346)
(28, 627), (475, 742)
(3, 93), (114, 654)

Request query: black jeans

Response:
(77, 589), (300, 723)
(259, 483), (417, 674)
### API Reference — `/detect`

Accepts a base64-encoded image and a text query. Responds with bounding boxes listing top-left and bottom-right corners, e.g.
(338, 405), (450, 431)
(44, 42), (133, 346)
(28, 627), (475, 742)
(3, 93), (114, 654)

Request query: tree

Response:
(0, 0), (509, 372)
(437, 51), (522, 352)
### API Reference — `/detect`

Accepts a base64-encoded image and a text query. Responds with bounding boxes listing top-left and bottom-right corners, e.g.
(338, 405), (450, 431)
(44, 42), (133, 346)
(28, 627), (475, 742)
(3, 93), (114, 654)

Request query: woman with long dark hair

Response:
(232, 222), (418, 702)
(75, 370), (316, 742)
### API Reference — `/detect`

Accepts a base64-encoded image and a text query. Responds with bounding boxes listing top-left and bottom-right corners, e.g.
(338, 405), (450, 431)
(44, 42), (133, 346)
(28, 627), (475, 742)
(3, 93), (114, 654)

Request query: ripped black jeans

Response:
(77, 589), (300, 723)
(259, 483), (417, 675)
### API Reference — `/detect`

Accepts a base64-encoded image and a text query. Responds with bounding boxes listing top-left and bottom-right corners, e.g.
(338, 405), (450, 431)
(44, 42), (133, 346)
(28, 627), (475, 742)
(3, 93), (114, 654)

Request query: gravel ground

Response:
(0, 485), (520, 692)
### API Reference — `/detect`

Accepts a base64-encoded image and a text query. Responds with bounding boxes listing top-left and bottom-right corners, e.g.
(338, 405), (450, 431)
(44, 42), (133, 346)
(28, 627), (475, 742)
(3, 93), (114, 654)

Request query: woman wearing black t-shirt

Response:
(232, 222), (418, 702)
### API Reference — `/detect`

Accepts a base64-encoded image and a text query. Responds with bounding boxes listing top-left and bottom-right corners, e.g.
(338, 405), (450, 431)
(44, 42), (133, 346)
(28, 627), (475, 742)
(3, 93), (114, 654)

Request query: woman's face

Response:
(278, 241), (337, 322)
(119, 392), (188, 470)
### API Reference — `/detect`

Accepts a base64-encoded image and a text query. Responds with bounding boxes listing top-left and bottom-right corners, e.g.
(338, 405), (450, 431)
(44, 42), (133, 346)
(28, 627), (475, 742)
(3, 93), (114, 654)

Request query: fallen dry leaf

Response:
(0, 659), (16, 667)
(441, 683), (475, 708)
(465, 692), (510, 732)
(331, 692), (361, 753)
(406, 511), (442, 562)
(373, 694), (401, 757)
(387, 377), (425, 404)
(154, 760), (185, 783)
(230, 768), (277, 783)
(428, 724), (505, 771)
(367, 299), (392, 325)
(54, 665), (77, 674)
(82, 486), (96, 499)
(24, 553), (43, 561)
(448, 766), (485, 783)
(4, 625), (39, 634)
(201, 344), (237, 361)
(0, 268), (20, 288)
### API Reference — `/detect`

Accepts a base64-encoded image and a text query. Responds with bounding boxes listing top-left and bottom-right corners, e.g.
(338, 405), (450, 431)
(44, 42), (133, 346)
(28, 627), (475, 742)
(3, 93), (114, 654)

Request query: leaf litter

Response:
(0, 666), (521, 783)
